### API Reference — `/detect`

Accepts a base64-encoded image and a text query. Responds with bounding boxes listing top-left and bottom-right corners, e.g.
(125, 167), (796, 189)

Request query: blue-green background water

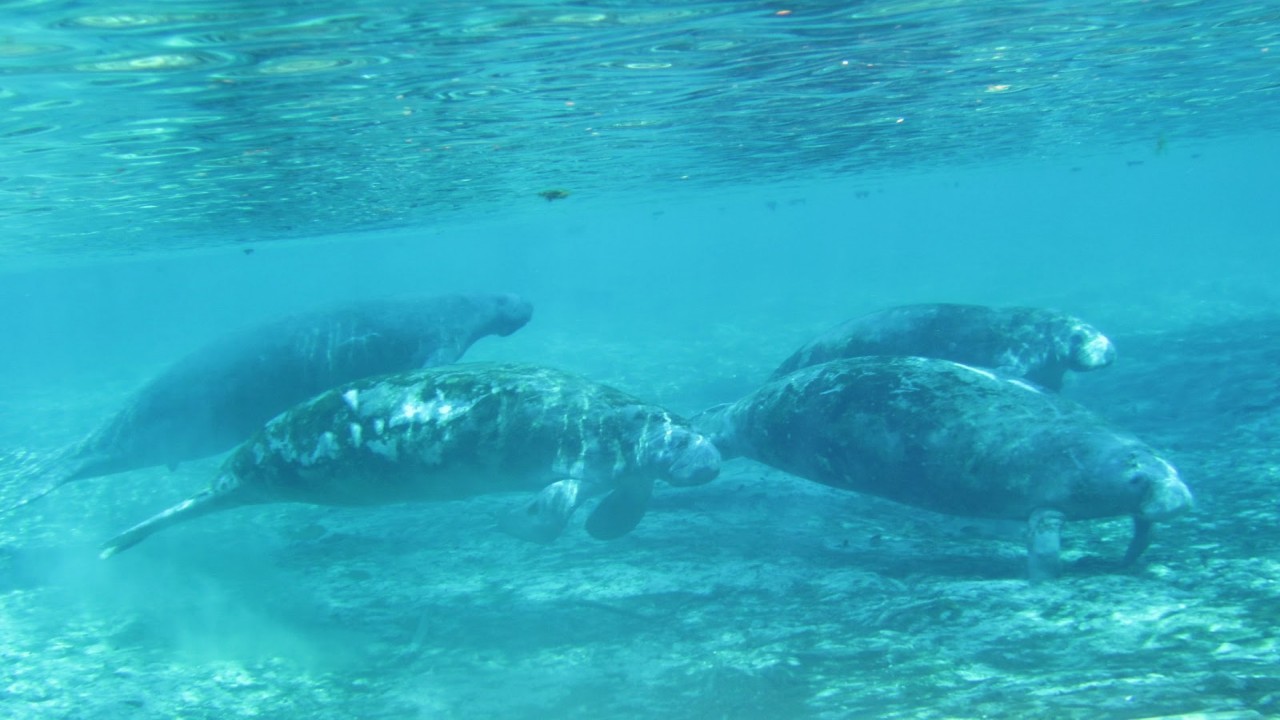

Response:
(2, 2), (1279, 718)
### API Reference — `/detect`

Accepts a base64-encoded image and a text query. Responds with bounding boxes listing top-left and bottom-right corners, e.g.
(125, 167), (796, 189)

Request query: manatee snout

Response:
(663, 432), (722, 487)
(490, 294), (535, 336)
(1068, 325), (1116, 371)
(1136, 457), (1193, 521)
(1097, 444), (1192, 521)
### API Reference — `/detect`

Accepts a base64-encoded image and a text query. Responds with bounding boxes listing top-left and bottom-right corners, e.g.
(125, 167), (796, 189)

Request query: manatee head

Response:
(1080, 437), (1192, 521)
(389, 293), (532, 367)
(1059, 319), (1116, 371)
(1132, 454), (1193, 521)
(476, 293), (534, 337)
(644, 426), (721, 487)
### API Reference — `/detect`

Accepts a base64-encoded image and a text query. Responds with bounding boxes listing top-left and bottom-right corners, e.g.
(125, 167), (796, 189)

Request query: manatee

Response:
(100, 363), (721, 557)
(698, 357), (1191, 580)
(3, 293), (533, 514)
(771, 303), (1116, 390)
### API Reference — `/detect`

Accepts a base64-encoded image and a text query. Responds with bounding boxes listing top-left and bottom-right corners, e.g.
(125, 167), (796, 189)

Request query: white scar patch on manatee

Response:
(632, 411), (678, 468)
(390, 389), (472, 428)
(270, 429), (343, 467)
(343, 385), (478, 462)
(266, 436), (294, 461)
(610, 442), (627, 476)
(307, 431), (341, 466)
(552, 397), (590, 477)
(394, 398), (429, 425)
(660, 411), (675, 440)
(655, 411), (677, 454)
(1078, 330), (1114, 365)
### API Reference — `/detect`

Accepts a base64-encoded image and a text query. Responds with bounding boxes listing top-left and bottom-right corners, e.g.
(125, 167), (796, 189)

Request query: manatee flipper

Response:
(1027, 508), (1065, 582)
(100, 482), (248, 559)
(584, 479), (654, 541)
(499, 478), (586, 544)
(1121, 517), (1154, 566)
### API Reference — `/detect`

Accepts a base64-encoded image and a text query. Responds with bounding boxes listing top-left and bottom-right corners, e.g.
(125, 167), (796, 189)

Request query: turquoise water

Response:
(3, 0), (1279, 258)
(2, 2), (1279, 719)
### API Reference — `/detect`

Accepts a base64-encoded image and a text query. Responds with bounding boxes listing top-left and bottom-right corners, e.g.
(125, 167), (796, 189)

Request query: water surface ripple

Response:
(1, 0), (1275, 255)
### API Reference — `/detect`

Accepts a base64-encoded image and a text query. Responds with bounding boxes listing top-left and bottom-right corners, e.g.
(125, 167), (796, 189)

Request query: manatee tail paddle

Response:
(584, 479), (654, 540)
(0, 482), (62, 516)
(100, 484), (246, 559)
(0, 448), (85, 516)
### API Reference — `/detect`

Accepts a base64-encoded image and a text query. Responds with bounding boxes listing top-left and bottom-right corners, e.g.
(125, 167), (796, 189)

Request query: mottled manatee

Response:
(771, 303), (1115, 390)
(101, 363), (720, 557)
(699, 356), (1190, 580)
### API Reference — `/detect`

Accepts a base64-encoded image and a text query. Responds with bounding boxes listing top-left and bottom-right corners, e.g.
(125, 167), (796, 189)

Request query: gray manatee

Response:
(100, 363), (721, 557)
(4, 293), (532, 514)
(771, 303), (1116, 390)
(699, 356), (1191, 580)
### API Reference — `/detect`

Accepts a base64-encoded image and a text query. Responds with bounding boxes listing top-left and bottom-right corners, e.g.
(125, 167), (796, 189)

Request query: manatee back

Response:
(771, 304), (982, 379)
(224, 363), (684, 504)
(73, 293), (533, 475)
(768, 304), (1101, 390)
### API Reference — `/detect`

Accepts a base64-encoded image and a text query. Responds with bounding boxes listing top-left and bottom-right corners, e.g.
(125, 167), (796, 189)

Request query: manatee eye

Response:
(1128, 473), (1146, 487)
